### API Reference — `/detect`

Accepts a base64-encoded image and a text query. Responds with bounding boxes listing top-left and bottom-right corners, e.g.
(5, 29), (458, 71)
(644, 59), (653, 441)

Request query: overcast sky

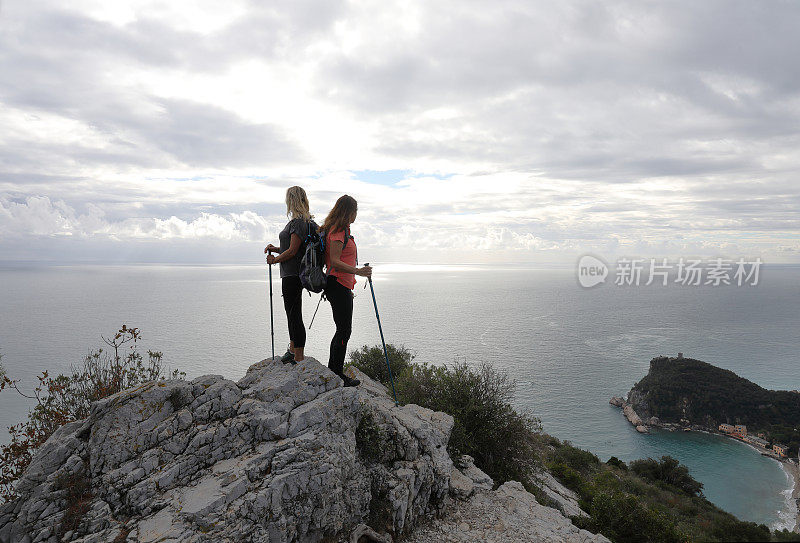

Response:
(1, 0), (798, 265)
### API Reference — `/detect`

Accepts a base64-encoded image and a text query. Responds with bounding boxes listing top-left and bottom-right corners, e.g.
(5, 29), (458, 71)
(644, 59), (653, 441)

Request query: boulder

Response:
(622, 404), (644, 427)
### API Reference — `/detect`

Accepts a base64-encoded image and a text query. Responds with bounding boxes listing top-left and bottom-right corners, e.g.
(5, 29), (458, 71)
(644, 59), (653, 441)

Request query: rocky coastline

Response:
(608, 396), (658, 433)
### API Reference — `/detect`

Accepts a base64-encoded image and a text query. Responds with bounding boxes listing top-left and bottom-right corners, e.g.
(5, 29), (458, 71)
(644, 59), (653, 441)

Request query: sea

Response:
(1, 262), (798, 530)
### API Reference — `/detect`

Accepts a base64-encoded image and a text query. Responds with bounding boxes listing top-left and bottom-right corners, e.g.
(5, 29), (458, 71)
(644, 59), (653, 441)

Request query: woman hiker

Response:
(265, 186), (318, 364)
(320, 195), (372, 387)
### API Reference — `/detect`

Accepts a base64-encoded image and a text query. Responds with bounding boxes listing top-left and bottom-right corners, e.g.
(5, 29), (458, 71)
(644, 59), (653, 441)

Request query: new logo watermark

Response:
(577, 254), (609, 288)
(576, 256), (762, 288)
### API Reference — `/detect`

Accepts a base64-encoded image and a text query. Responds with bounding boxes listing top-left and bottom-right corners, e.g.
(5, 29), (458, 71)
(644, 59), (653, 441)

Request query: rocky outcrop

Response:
(533, 471), (586, 519)
(626, 389), (651, 419)
(609, 397), (649, 433)
(447, 456), (491, 501)
(2, 356), (610, 543)
(406, 478), (608, 543)
(622, 404), (643, 427)
(0, 358), (453, 543)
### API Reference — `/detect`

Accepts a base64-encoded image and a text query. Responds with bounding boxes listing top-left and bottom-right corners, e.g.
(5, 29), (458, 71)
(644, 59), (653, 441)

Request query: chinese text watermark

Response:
(577, 255), (762, 288)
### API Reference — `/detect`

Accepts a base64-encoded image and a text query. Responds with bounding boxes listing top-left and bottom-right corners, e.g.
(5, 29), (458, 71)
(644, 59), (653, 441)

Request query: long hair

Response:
(320, 195), (357, 237)
(285, 186), (312, 220)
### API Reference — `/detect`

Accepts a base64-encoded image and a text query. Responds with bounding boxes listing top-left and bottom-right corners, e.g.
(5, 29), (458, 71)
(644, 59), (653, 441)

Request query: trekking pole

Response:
(308, 294), (324, 329)
(364, 263), (399, 407)
(267, 254), (275, 360)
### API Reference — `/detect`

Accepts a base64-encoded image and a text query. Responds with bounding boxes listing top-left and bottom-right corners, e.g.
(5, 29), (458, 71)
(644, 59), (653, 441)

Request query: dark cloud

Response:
(136, 99), (305, 167)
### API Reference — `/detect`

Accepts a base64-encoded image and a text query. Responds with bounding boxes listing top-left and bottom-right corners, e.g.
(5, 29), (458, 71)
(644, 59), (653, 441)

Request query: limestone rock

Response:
(349, 523), (392, 543)
(534, 470), (588, 518)
(457, 455), (493, 491)
(0, 357), (615, 543)
(448, 468), (475, 501)
(610, 397), (650, 433)
(0, 358), (453, 543)
(404, 481), (610, 543)
(448, 455), (493, 501)
(622, 404), (643, 427)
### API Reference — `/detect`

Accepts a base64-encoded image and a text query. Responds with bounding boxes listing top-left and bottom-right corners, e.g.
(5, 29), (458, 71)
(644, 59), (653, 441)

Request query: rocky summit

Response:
(0, 357), (607, 543)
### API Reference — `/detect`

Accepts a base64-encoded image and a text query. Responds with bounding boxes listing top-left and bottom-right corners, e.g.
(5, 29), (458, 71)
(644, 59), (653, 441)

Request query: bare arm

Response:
(266, 234), (302, 264)
(329, 240), (372, 277)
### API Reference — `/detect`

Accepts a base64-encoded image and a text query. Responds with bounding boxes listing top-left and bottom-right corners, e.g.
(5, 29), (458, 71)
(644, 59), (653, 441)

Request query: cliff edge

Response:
(0, 357), (605, 543)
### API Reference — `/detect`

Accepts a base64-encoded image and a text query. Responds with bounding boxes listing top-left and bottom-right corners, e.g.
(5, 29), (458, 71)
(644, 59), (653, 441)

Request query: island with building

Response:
(610, 354), (800, 458)
(610, 354), (800, 533)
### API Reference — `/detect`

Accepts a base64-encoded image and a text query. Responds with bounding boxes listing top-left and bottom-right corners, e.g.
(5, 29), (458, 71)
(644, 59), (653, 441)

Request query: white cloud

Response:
(0, 0), (798, 262)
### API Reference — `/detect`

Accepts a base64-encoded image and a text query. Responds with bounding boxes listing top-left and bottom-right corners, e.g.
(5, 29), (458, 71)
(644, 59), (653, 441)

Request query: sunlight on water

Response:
(368, 263), (490, 273)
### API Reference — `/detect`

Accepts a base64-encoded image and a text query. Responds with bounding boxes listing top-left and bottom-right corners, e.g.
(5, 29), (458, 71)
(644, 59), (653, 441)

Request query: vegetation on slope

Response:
(350, 345), (542, 485)
(352, 345), (800, 543)
(541, 438), (800, 542)
(631, 356), (800, 455)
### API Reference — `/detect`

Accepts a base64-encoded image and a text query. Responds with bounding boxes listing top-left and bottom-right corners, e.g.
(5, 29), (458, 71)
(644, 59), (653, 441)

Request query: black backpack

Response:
(299, 221), (326, 293)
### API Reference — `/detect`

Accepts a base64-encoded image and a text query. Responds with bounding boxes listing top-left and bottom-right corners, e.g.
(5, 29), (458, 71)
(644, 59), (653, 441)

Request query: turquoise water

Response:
(1, 263), (798, 529)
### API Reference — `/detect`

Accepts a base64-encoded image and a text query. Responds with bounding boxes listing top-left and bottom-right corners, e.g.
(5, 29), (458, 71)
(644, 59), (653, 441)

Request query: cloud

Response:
(0, 0), (798, 262)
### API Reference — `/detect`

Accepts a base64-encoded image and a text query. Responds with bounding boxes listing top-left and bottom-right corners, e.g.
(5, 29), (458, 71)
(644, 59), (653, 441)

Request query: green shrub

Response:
(355, 408), (387, 464)
(630, 456), (703, 497)
(606, 456), (628, 471)
(348, 344), (414, 385)
(548, 462), (585, 495)
(550, 442), (600, 473)
(774, 529), (800, 541)
(708, 516), (770, 542)
(354, 346), (541, 487)
(586, 491), (684, 543)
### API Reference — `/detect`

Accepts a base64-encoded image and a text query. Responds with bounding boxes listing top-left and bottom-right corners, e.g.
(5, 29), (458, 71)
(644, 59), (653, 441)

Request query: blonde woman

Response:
(320, 195), (372, 386)
(265, 186), (318, 363)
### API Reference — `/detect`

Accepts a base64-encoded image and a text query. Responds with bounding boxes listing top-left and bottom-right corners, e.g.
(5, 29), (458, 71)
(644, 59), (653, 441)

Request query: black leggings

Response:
(282, 276), (306, 348)
(325, 275), (353, 376)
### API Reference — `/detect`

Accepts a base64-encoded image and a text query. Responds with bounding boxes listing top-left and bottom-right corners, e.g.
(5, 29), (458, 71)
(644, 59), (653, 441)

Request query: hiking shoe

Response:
(280, 350), (296, 364)
(342, 375), (360, 387)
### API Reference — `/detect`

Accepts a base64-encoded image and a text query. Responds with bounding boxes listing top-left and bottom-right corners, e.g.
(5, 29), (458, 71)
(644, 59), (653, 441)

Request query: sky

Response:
(1, 0), (799, 265)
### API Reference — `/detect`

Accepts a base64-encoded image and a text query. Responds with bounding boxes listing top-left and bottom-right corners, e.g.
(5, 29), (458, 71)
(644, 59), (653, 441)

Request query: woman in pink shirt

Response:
(320, 195), (372, 387)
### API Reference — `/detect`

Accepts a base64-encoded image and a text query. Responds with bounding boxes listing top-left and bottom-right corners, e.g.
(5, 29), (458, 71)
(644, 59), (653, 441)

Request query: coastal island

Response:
(611, 354), (800, 533)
